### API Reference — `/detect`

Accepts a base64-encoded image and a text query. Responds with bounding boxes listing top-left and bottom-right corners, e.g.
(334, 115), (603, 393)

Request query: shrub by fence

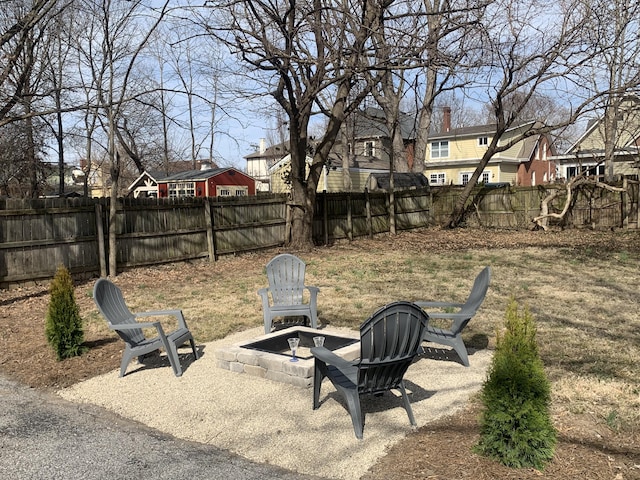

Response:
(1, 181), (637, 287)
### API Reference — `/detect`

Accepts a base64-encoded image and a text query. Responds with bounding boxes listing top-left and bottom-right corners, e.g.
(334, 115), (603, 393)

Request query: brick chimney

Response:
(442, 106), (451, 133)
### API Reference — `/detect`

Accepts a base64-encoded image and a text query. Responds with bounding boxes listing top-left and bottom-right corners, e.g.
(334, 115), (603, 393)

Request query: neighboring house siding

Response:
(450, 137), (489, 160)
(157, 168), (256, 198)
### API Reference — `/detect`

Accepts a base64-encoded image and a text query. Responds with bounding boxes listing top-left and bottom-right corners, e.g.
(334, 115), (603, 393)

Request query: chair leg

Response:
(189, 336), (199, 360)
(451, 336), (470, 367)
(342, 389), (364, 440)
(398, 382), (416, 426)
(162, 337), (183, 377)
(119, 349), (133, 377)
(313, 362), (325, 410)
(264, 314), (273, 334)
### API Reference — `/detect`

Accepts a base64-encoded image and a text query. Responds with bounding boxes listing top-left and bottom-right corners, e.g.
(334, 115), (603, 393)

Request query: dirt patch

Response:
(2, 227), (640, 479)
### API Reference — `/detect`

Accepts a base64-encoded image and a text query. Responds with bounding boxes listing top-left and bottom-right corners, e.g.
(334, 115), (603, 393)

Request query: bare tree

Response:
(580, 0), (640, 181)
(0, 0), (62, 126)
(75, 0), (170, 275)
(446, 0), (613, 227)
(202, 0), (392, 248)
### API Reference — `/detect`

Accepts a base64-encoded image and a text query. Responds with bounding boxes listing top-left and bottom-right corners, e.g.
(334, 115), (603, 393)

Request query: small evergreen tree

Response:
(475, 297), (556, 469)
(45, 265), (87, 360)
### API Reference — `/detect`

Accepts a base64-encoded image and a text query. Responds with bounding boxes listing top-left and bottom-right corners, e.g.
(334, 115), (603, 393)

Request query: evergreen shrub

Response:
(45, 265), (87, 360)
(475, 297), (556, 469)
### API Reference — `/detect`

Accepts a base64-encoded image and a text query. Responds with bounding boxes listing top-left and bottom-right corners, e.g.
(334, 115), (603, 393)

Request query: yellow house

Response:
(269, 154), (394, 193)
(553, 96), (640, 180)
(424, 119), (556, 186)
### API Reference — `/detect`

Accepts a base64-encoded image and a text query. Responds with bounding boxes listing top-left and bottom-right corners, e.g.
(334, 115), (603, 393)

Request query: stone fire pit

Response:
(214, 326), (360, 388)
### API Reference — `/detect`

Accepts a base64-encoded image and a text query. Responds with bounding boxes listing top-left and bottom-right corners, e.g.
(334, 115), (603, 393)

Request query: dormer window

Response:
(365, 141), (375, 157)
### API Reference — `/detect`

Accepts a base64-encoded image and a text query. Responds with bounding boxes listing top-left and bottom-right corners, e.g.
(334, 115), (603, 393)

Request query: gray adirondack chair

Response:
(258, 254), (320, 334)
(311, 301), (429, 439)
(93, 278), (199, 377)
(416, 266), (491, 367)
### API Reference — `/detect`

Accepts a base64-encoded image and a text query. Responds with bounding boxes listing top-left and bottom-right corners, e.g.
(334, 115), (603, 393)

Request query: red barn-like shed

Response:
(157, 167), (256, 198)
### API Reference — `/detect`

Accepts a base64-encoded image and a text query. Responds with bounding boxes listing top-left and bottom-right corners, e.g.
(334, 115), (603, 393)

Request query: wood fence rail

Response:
(1, 182), (637, 287)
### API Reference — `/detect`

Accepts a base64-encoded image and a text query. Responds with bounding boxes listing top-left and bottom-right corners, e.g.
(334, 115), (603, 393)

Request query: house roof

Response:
(244, 141), (289, 160)
(428, 120), (536, 141)
(159, 167), (246, 182)
(351, 107), (416, 140)
(368, 172), (430, 190)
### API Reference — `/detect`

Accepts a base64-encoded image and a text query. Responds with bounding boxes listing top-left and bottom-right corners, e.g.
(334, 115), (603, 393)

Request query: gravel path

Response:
(0, 374), (323, 480)
(58, 327), (492, 480)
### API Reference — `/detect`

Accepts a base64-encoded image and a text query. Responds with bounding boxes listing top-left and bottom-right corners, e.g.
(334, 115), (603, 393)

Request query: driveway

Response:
(0, 375), (322, 480)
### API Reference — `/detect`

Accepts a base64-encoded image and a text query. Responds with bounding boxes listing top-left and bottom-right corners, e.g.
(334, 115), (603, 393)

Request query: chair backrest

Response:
(93, 278), (145, 346)
(265, 254), (307, 306)
(357, 301), (429, 395)
(461, 266), (491, 315)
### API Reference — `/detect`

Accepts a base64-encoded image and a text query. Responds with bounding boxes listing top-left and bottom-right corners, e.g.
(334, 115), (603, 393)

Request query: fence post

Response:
(347, 192), (353, 241)
(204, 199), (216, 261)
(365, 188), (373, 238)
(388, 191), (396, 235)
(95, 202), (107, 278)
(621, 177), (628, 228)
(323, 192), (329, 245)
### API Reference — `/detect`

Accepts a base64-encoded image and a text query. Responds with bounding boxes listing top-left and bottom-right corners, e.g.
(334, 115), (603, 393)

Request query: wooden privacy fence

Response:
(0, 188), (430, 286)
(430, 181), (639, 230)
(1, 181), (637, 286)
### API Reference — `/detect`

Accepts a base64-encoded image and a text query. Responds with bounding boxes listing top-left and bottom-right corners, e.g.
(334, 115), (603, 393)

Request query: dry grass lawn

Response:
(1, 227), (639, 479)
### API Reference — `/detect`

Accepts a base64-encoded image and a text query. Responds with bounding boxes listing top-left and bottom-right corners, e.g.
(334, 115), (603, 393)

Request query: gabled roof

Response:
(428, 120), (536, 141)
(244, 141), (289, 160)
(368, 172), (429, 190)
(159, 167), (247, 182)
(350, 107), (416, 140)
(564, 96), (640, 155)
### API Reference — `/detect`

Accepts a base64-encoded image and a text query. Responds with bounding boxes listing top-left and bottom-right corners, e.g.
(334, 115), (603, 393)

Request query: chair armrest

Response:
(110, 321), (166, 336)
(135, 310), (188, 330)
(425, 311), (470, 320)
(257, 288), (271, 312)
(310, 346), (355, 370)
(305, 285), (320, 295)
(415, 301), (465, 309)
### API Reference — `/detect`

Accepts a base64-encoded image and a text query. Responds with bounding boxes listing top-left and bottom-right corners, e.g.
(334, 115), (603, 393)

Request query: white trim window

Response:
(430, 140), (449, 158)
(168, 182), (196, 198)
(429, 172), (446, 185)
(478, 136), (488, 146)
(460, 171), (491, 185)
(460, 172), (472, 185)
(364, 141), (375, 157)
(217, 185), (248, 197)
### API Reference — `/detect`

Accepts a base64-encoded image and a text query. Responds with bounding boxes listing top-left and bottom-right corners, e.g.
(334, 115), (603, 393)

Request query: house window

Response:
(460, 171), (490, 185)
(566, 165), (605, 179)
(365, 141), (375, 157)
(429, 172), (446, 185)
(431, 141), (449, 158)
(216, 185), (248, 197)
(478, 136), (488, 146)
(168, 182), (195, 198)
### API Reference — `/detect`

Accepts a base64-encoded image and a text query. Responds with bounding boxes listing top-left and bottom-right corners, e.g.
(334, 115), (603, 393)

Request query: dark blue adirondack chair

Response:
(311, 301), (429, 439)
